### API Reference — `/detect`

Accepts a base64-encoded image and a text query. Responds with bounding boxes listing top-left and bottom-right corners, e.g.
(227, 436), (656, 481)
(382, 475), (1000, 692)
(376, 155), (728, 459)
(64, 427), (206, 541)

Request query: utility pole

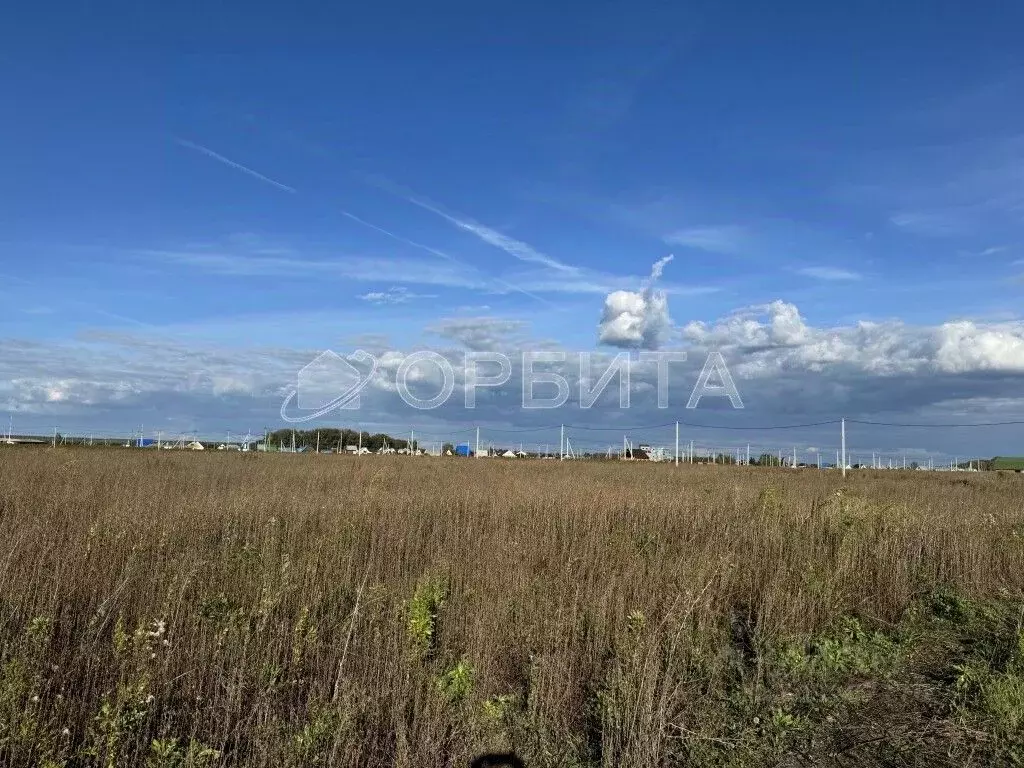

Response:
(675, 421), (679, 466)
(52, 427), (57, 448)
(358, 429), (362, 455)
(559, 425), (564, 460)
(411, 428), (415, 455)
(792, 446), (797, 469)
(746, 443), (750, 466)
(476, 426), (481, 458)
(315, 430), (320, 453)
(841, 418), (846, 478)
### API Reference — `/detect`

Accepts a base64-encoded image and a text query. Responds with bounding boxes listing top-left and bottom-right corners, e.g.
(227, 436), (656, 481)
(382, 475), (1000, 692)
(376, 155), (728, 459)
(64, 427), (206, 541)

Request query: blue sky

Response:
(2, 1), (1024, 458)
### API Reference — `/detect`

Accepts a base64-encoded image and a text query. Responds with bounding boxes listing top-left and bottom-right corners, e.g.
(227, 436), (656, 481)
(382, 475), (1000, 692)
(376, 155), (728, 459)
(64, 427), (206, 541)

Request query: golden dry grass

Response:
(1, 449), (1023, 766)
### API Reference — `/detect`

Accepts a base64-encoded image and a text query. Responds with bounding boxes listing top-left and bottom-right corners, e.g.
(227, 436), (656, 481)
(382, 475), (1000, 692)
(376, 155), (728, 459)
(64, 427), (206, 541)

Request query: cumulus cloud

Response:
(681, 300), (1024, 378)
(8, 298), (1024, 458)
(598, 255), (675, 350)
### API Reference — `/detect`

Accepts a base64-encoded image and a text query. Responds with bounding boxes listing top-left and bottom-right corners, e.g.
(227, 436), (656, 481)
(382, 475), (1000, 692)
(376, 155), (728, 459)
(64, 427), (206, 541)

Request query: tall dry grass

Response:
(0, 449), (1022, 766)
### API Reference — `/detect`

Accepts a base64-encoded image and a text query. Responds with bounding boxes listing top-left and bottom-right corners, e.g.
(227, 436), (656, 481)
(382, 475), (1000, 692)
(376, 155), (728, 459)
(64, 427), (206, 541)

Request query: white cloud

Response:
(797, 266), (862, 281)
(934, 321), (1024, 373)
(358, 287), (437, 305)
(7, 300), (1024, 458)
(889, 212), (969, 237)
(426, 317), (529, 351)
(173, 138), (297, 194)
(682, 300), (1024, 377)
(146, 248), (488, 290)
(598, 256), (675, 349)
(664, 225), (746, 254)
(397, 192), (578, 274)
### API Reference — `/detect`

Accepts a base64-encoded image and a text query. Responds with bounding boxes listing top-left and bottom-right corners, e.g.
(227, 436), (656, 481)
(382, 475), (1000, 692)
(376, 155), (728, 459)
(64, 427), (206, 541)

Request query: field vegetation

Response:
(1, 449), (1023, 766)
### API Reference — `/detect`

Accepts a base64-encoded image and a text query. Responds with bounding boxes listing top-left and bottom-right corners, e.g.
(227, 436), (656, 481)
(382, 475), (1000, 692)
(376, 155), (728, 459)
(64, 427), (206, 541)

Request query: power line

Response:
(848, 418), (1024, 428)
(423, 418), (842, 434)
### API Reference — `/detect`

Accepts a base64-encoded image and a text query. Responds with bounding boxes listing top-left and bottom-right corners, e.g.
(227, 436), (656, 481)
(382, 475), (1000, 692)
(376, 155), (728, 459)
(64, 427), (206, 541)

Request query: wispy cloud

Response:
(144, 248), (486, 290)
(406, 196), (578, 273)
(168, 141), (562, 307)
(358, 287), (437, 304)
(664, 225), (747, 254)
(797, 266), (863, 281)
(889, 212), (969, 238)
(162, 148), (702, 305)
(365, 177), (579, 274)
(340, 211), (458, 264)
(173, 138), (297, 194)
(845, 132), (1024, 241)
(341, 210), (559, 308)
(962, 245), (1009, 258)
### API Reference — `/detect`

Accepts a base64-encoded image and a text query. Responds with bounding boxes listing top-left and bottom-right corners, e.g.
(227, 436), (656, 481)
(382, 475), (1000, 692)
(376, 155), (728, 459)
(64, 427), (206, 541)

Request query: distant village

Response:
(4, 425), (1022, 472)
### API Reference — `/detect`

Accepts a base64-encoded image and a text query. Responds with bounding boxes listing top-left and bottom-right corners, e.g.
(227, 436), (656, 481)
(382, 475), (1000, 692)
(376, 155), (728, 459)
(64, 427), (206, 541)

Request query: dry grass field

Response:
(1, 449), (1024, 767)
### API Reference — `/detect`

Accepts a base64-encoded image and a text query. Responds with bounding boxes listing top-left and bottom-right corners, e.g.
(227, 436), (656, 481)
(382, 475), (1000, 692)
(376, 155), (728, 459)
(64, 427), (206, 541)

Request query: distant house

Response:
(501, 450), (517, 458)
(187, 441), (205, 450)
(454, 443), (473, 457)
(640, 445), (670, 462)
(991, 457), (1024, 472)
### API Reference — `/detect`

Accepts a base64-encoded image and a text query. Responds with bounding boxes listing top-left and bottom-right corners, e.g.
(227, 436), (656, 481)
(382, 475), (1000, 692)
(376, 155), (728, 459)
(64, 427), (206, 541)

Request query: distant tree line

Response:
(265, 428), (418, 453)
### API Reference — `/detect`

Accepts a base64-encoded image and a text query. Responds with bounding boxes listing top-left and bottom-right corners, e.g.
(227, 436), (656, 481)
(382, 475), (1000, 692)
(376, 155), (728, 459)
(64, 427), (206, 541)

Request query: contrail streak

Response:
(172, 139), (556, 307)
(341, 211), (459, 264)
(341, 211), (557, 309)
(361, 175), (577, 274)
(173, 138), (297, 194)
(406, 196), (577, 274)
